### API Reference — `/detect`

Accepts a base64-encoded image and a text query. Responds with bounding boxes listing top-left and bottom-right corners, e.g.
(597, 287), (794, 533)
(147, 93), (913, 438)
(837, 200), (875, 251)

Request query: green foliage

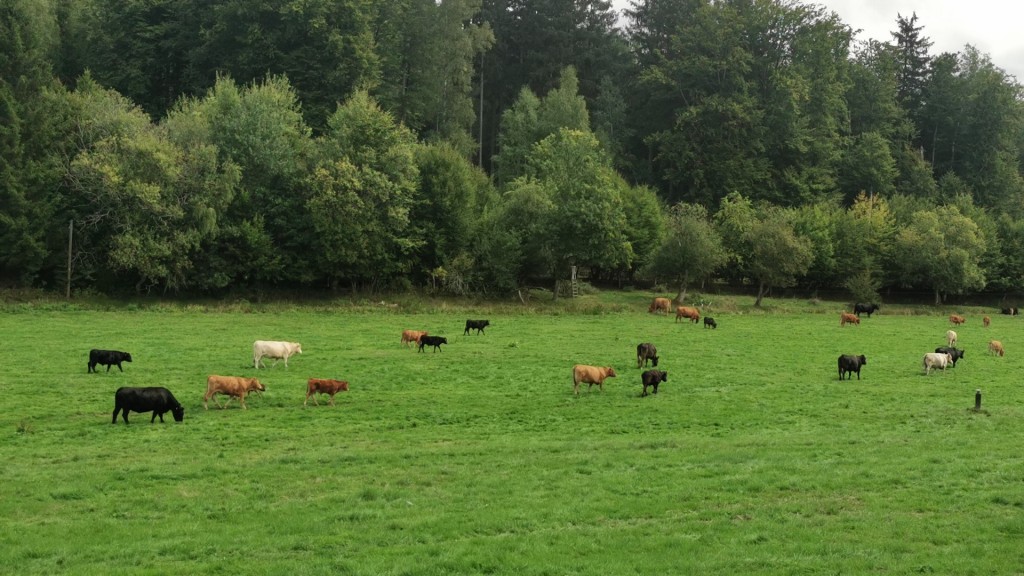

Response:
(308, 90), (421, 288)
(891, 205), (988, 303)
(743, 208), (814, 307)
(646, 203), (724, 300)
(838, 132), (897, 202)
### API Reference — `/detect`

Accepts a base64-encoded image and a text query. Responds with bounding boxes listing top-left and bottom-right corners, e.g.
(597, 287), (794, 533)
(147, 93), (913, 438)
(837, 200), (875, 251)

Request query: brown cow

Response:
(840, 312), (860, 326)
(203, 375), (265, 410)
(401, 330), (428, 348)
(983, 316), (991, 328)
(648, 297), (672, 314)
(989, 340), (1005, 357)
(573, 365), (616, 396)
(949, 314), (966, 326)
(675, 306), (700, 323)
(305, 378), (349, 406)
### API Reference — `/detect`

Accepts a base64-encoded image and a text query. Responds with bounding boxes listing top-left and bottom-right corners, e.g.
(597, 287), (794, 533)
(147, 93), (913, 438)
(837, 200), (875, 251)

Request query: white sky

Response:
(611, 0), (1024, 81)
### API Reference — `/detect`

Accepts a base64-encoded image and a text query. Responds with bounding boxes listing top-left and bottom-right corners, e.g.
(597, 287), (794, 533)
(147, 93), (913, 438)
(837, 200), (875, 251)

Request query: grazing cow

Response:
(935, 346), (965, 367)
(572, 365), (617, 395)
(253, 340), (302, 369)
(636, 343), (659, 368)
(989, 340), (1005, 357)
(949, 314), (966, 326)
(840, 312), (860, 327)
(648, 297), (672, 314)
(923, 352), (953, 375)
(203, 375), (265, 410)
(401, 330), (428, 347)
(983, 316), (991, 328)
(88, 349), (132, 373)
(1001, 307), (1019, 316)
(675, 306), (700, 323)
(464, 320), (490, 335)
(703, 317), (717, 329)
(837, 355), (867, 380)
(112, 387), (184, 424)
(641, 370), (668, 396)
(946, 330), (957, 347)
(418, 335), (448, 353)
(854, 303), (880, 317)
(305, 378), (349, 407)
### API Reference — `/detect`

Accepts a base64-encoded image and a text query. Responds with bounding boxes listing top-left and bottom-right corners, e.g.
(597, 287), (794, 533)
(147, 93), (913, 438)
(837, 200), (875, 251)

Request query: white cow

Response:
(253, 340), (302, 369)
(945, 330), (957, 347)
(923, 352), (953, 375)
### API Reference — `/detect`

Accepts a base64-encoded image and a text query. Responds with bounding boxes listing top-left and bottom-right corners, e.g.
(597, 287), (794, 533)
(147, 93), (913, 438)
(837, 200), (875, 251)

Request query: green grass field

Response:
(2, 293), (1024, 575)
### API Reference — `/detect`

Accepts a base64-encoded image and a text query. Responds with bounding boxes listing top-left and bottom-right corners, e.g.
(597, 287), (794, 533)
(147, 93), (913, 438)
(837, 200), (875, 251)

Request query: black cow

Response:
(636, 343), (659, 368)
(837, 354), (867, 380)
(641, 370), (668, 396)
(1001, 307), (1018, 316)
(853, 303), (880, 318)
(418, 335), (448, 352)
(703, 317), (717, 329)
(464, 319), (490, 335)
(112, 387), (184, 424)
(935, 346), (965, 367)
(88, 349), (133, 373)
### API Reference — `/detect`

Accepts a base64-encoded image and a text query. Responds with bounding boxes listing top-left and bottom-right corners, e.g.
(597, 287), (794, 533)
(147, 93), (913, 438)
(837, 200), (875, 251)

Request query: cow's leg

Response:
(328, 393), (335, 407)
(152, 412), (158, 423)
(117, 363), (123, 372)
(642, 385), (648, 397)
(112, 407), (120, 424)
(107, 364), (112, 372)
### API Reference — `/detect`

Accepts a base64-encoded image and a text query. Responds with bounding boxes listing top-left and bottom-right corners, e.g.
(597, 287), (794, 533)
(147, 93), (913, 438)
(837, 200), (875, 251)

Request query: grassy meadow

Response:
(2, 292), (1024, 575)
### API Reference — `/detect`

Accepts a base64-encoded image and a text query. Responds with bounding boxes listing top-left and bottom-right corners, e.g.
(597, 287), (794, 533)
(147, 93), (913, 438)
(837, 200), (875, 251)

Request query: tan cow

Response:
(203, 375), (265, 410)
(946, 330), (958, 347)
(840, 312), (860, 326)
(401, 330), (428, 348)
(675, 306), (700, 323)
(305, 378), (349, 406)
(648, 298), (672, 314)
(983, 316), (991, 328)
(950, 314), (966, 326)
(573, 365), (616, 395)
(989, 340), (1005, 357)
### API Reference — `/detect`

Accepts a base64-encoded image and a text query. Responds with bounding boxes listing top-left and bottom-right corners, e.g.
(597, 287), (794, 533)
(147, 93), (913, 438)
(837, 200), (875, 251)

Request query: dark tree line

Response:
(3, 0), (1024, 303)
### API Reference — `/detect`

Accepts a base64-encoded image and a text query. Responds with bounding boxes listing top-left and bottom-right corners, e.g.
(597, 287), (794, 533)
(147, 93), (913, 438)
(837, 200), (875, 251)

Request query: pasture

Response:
(2, 295), (1024, 575)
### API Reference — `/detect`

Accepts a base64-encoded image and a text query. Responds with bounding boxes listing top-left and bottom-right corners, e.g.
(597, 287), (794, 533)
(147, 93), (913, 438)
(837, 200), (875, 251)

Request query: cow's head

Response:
(171, 405), (185, 422)
(440, 337), (448, 345)
(248, 378), (266, 392)
(606, 367), (617, 378)
(658, 371), (668, 382)
(293, 343), (302, 355)
(650, 355), (659, 367)
(124, 353), (133, 362)
(858, 355), (867, 365)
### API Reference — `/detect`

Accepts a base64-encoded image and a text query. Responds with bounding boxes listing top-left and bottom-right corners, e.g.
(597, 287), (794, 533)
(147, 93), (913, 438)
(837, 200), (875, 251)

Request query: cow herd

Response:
(833, 301), (1011, 379)
(93, 298), (1016, 423)
(98, 320), (496, 424)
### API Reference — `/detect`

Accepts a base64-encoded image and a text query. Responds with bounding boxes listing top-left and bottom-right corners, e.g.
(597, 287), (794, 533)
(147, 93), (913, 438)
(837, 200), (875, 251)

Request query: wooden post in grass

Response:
(975, 389), (982, 411)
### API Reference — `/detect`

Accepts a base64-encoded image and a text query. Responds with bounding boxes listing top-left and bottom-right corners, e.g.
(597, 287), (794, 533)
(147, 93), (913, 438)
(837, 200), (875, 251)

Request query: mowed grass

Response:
(3, 297), (1024, 575)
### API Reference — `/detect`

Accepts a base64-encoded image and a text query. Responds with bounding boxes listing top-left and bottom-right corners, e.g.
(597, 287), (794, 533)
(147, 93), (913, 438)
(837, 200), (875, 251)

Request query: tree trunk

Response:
(675, 283), (687, 305)
(934, 289), (942, 306)
(755, 282), (767, 307)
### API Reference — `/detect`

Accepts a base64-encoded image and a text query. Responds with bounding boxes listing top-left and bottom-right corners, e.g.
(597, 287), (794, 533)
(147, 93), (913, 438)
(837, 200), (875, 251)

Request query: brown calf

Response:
(989, 340), (1005, 357)
(840, 312), (860, 327)
(648, 298), (672, 314)
(305, 378), (349, 406)
(401, 330), (428, 348)
(204, 375), (265, 410)
(949, 314), (966, 326)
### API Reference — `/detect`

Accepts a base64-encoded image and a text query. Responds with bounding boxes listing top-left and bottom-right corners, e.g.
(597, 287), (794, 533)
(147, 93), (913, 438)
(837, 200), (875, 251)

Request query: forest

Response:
(2, 0), (1023, 304)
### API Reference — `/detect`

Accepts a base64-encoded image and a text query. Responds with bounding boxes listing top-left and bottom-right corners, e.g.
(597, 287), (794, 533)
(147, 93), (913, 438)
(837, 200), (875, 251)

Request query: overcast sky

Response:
(611, 0), (1024, 81)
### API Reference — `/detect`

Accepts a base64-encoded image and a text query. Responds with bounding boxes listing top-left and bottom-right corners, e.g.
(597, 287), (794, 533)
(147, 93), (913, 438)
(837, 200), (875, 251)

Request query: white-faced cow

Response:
(923, 352), (953, 375)
(253, 340), (302, 369)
